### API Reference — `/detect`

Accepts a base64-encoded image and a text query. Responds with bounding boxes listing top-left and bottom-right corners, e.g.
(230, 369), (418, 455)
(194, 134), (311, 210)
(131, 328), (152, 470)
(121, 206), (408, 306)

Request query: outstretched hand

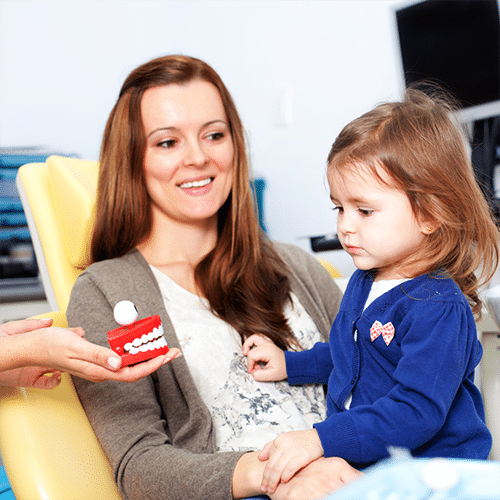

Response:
(0, 318), (182, 388)
(259, 429), (324, 494)
(242, 334), (287, 382)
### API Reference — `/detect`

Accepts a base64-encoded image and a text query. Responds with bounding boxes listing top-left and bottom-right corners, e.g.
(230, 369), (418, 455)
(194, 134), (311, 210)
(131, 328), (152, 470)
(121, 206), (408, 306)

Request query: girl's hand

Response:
(243, 334), (287, 382)
(259, 429), (324, 494)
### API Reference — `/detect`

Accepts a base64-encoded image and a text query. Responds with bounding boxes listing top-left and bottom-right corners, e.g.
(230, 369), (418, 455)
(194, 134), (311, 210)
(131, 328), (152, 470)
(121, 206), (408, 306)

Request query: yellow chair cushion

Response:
(47, 155), (98, 268)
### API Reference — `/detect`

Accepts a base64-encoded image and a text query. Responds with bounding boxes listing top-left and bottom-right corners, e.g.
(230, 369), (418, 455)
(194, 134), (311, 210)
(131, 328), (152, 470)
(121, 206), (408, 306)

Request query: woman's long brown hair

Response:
(327, 87), (499, 318)
(91, 55), (296, 349)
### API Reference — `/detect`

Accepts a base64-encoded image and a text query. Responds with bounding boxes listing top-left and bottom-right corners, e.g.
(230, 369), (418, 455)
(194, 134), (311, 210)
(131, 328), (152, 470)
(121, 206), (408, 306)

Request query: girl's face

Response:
(328, 162), (430, 281)
(141, 80), (234, 229)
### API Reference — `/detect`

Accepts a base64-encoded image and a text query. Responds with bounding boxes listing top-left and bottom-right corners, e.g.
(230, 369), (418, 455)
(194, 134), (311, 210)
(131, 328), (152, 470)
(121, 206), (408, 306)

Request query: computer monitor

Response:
(395, 0), (500, 123)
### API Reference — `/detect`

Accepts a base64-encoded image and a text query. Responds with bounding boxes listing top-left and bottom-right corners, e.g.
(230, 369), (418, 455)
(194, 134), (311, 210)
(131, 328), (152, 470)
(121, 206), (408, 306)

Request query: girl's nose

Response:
(337, 211), (356, 235)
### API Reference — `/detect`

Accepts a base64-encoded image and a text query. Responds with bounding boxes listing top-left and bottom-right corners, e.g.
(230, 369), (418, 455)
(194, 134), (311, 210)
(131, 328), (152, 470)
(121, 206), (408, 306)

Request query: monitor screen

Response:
(396, 0), (500, 121)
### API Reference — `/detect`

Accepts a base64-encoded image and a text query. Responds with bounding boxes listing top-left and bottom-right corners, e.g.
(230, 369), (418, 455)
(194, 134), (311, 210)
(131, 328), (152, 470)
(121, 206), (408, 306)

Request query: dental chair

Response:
(0, 156), (122, 499)
(1, 155), (344, 500)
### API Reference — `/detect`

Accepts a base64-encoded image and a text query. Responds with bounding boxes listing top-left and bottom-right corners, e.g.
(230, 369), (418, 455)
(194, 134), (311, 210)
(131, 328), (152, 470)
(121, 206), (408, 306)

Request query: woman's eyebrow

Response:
(147, 119), (228, 138)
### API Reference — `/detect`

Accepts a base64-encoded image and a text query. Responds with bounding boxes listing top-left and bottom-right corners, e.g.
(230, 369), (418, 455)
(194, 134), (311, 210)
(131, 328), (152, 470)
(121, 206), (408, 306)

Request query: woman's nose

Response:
(183, 139), (209, 168)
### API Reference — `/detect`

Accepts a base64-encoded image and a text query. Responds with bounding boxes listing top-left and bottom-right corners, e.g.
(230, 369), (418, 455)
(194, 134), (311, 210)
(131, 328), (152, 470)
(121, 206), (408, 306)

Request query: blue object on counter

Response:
(251, 178), (266, 233)
(324, 449), (500, 500)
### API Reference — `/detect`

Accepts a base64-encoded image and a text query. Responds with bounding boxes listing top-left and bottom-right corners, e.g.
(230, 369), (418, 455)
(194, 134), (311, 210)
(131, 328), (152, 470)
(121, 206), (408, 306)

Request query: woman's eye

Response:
(157, 139), (177, 149)
(206, 131), (225, 141)
(332, 206), (343, 214)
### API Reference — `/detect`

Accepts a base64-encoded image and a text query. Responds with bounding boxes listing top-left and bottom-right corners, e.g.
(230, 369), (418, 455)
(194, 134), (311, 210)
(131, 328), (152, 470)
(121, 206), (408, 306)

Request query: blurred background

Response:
(1, 0), (499, 282)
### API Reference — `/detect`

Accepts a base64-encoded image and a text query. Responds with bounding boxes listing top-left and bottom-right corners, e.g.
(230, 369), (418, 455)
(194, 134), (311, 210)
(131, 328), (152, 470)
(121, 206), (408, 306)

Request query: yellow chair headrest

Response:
(47, 156), (98, 268)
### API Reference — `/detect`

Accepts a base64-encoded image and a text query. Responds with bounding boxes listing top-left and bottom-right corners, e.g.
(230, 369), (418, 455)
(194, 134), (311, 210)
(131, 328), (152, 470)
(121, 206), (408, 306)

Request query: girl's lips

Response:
(345, 245), (363, 255)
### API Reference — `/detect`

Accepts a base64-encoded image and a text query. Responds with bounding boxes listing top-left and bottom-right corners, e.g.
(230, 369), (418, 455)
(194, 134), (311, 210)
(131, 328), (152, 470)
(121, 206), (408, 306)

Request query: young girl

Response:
(244, 88), (499, 495)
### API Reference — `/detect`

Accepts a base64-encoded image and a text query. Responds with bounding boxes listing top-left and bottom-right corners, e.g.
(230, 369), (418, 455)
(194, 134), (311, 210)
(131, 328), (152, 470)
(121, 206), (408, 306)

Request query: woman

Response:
(67, 55), (358, 500)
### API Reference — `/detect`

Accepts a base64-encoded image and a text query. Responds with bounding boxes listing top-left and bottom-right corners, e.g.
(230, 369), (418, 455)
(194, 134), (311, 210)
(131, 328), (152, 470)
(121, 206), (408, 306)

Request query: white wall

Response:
(0, 0), (414, 276)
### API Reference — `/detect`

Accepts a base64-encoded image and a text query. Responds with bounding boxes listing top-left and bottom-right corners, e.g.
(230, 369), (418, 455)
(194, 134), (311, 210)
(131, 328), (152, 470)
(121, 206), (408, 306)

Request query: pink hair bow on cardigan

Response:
(370, 321), (395, 346)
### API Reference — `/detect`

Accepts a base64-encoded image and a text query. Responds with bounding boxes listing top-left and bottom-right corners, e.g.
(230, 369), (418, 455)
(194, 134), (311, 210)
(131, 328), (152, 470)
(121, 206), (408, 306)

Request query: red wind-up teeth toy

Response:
(107, 300), (169, 367)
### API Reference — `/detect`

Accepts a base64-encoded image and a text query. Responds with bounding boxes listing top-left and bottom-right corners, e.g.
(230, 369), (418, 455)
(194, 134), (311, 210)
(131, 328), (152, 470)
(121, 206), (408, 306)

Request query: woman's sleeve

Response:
(67, 272), (244, 500)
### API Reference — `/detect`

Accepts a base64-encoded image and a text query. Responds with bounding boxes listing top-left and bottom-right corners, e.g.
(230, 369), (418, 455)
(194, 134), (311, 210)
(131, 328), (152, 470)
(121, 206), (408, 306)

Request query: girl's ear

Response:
(418, 217), (440, 235)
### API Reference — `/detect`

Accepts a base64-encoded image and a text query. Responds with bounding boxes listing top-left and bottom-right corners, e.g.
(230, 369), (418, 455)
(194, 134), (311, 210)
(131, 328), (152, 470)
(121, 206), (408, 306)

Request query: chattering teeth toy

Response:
(107, 300), (169, 366)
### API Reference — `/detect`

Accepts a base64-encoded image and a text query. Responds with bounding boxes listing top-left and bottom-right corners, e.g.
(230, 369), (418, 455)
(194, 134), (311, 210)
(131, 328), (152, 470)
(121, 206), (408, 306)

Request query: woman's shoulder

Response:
(79, 249), (149, 281)
(271, 241), (323, 270)
(271, 241), (340, 294)
(71, 249), (159, 306)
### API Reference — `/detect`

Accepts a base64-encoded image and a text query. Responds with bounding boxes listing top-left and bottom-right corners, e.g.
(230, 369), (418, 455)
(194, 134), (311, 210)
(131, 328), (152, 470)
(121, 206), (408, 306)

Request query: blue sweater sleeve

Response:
(285, 341), (333, 385)
(314, 300), (485, 464)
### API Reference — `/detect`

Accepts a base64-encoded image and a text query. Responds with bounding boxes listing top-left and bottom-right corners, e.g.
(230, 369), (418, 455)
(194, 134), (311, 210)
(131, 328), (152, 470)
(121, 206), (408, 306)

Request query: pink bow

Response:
(370, 321), (395, 346)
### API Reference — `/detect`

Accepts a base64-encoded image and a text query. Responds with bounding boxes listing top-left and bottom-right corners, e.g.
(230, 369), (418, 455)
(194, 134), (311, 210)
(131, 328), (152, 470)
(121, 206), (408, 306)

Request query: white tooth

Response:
(124, 343), (132, 351)
(130, 347), (138, 355)
(180, 178), (212, 189)
(132, 338), (141, 347)
(160, 337), (167, 347)
(159, 324), (164, 336)
(147, 331), (154, 341)
(139, 345), (148, 352)
(148, 343), (155, 351)
(153, 326), (161, 339)
(141, 334), (148, 344)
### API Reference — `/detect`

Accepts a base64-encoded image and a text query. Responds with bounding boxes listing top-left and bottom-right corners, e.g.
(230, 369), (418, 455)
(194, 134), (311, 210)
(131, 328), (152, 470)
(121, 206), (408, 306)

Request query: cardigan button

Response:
(351, 378), (355, 385)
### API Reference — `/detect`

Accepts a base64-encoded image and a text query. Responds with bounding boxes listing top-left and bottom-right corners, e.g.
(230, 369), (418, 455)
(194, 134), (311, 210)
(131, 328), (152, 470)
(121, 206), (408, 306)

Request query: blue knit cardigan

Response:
(285, 269), (492, 467)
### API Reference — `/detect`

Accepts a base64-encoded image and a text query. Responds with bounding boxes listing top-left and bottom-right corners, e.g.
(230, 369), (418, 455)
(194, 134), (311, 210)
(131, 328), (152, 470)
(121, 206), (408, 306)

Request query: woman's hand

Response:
(243, 334), (287, 382)
(269, 456), (363, 500)
(0, 318), (182, 388)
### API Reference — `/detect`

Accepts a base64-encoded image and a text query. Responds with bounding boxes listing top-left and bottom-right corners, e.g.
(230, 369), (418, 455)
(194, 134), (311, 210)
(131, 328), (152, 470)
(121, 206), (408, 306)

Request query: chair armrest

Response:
(0, 313), (122, 500)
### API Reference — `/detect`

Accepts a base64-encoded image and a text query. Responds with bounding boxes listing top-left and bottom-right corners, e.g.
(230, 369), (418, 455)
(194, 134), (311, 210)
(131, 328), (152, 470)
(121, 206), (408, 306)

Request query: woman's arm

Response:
(67, 265), (252, 500)
(232, 452), (267, 498)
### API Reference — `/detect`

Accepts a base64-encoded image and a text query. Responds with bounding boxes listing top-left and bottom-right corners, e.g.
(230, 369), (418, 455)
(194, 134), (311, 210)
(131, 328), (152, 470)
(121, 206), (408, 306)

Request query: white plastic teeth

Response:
(124, 325), (167, 355)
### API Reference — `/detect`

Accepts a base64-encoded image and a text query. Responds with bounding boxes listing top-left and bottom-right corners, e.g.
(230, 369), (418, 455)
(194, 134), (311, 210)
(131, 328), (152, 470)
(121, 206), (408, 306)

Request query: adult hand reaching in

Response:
(0, 318), (181, 388)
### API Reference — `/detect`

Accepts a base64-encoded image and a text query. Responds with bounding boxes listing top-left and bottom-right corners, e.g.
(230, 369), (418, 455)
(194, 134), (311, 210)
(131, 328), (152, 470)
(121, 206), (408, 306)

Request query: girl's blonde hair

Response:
(327, 87), (499, 317)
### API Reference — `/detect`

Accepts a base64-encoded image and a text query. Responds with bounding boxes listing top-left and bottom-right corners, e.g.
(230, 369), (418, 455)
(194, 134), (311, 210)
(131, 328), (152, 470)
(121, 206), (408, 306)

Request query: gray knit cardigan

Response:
(67, 242), (342, 500)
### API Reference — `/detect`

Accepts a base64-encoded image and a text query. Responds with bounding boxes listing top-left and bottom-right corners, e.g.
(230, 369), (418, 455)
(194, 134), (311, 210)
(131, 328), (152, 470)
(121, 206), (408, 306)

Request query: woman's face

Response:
(141, 80), (234, 229)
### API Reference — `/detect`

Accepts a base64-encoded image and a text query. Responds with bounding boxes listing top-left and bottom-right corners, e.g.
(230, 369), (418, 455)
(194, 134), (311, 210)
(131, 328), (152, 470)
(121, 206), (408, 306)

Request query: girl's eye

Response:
(157, 139), (177, 149)
(358, 208), (373, 216)
(332, 206), (344, 214)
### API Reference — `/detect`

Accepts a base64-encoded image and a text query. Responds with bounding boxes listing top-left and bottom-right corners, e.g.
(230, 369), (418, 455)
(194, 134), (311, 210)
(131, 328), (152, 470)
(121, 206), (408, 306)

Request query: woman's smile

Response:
(178, 176), (214, 190)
